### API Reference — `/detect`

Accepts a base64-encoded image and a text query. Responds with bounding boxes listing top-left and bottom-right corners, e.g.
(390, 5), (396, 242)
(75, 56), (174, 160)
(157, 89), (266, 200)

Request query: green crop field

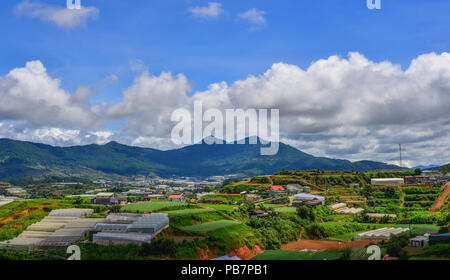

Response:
(198, 204), (237, 211)
(305, 251), (343, 260)
(163, 208), (214, 216)
(121, 201), (187, 213)
(181, 220), (240, 232)
(0, 198), (79, 241)
(274, 207), (297, 213)
(251, 250), (311, 260)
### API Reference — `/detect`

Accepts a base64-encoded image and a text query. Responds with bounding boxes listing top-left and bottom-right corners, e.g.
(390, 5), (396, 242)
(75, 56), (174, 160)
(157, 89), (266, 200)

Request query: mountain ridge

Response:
(0, 138), (401, 179)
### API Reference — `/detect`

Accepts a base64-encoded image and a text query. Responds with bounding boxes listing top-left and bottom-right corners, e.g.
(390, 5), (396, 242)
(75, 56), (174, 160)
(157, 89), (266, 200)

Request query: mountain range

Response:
(0, 138), (401, 179)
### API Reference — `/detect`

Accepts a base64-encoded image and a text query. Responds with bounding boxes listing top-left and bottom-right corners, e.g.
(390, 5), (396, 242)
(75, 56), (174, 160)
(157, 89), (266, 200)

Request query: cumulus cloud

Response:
(106, 71), (191, 138)
(238, 8), (267, 30)
(14, 0), (99, 29)
(0, 60), (102, 128)
(2, 52), (450, 166)
(188, 2), (223, 19)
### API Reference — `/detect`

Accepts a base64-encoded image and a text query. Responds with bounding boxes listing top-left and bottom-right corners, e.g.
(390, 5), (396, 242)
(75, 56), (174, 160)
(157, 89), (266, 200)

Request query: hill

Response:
(0, 138), (400, 179)
(440, 164), (450, 175)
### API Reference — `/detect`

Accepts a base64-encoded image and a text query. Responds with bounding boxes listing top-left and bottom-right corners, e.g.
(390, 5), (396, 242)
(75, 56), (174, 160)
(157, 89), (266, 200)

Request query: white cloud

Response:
(1, 52), (450, 166)
(238, 8), (267, 30)
(14, 0), (99, 29)
(106, 71), (191, 138)
(188, 2), (223, 19)
(0, 61), (102, 128)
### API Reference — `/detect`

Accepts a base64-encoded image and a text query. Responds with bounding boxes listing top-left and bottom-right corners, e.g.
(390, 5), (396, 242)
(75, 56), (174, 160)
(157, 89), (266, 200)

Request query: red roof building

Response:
(270, 186), (285, 191)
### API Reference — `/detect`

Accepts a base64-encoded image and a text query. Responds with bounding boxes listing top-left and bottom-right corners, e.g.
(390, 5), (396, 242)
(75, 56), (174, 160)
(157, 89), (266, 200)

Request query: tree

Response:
(296, 205), (316, 222)
(414, 168), (422, 175)
(109, 205), (121, 213)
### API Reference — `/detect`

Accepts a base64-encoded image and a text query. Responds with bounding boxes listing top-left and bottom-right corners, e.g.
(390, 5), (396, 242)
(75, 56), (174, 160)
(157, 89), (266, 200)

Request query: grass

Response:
(162, 208), (214, 217)
(274, 207), (297, 213)
(304, 251), (343, 260)
(0, 198), (77, 241)
(261, 204), (288, 208)
(199, 204), (237, 211)
(181, 220), (240, 232)
(251, 250), (311, 260)
(121, 200), (187, 213)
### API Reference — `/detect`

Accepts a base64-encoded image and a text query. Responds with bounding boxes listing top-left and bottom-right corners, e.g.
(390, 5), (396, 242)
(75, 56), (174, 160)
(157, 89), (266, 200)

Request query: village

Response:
(0, 167), (449, 260)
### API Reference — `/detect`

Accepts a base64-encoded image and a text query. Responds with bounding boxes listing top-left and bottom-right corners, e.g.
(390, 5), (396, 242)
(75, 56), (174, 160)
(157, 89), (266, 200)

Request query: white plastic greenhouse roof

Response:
(354, 227), (409, 240)
(294, 193), (325, 201)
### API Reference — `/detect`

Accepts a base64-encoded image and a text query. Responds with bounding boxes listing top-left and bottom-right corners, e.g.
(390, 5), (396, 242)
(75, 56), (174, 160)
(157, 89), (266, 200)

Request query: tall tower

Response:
(399, 144), (403, 168)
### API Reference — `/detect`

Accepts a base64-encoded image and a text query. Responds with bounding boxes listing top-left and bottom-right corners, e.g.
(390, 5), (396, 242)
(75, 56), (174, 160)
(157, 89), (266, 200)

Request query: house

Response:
(404, 176), (429, 184)
(110, 194), (128, 205)
(270, 185), (285, 192)
(268, 186), (285, 197)
(92, 193), (115, 205)
(292, 193), (325, 206)
(168, 194), (186, 202)
(286, 184), (302, 194)
(245, 194), (260, 203)
(409, 235), (429, 247)
(251, 210), (273, 218)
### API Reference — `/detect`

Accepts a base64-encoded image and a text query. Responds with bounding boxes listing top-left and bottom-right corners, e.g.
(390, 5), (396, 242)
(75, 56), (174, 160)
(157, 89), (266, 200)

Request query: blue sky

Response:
(2, 0), (449, 95)
(1, 0), (450, 166)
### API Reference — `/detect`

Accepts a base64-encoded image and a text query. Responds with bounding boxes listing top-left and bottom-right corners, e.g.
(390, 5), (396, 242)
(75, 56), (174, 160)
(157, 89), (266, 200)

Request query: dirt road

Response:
(431, 182), (450, 212)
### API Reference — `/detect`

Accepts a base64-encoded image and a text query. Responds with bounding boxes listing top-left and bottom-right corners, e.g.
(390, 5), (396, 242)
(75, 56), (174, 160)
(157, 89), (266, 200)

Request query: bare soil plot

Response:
(281, 240), (380, 252)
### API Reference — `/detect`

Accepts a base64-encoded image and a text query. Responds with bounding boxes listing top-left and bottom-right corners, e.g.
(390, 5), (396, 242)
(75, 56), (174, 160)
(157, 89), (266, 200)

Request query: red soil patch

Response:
(197, 247), (218, 260)
(281, 240), (380, 252)
(227, 245), (264, 260)
(21, 207), (38, 214)
(432, 183), (450, 212)
(3, 214), (23, 222)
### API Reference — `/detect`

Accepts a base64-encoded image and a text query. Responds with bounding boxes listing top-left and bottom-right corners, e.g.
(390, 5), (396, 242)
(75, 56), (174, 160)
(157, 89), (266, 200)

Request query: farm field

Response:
(251, 250), (310, 260)
(273, 207), (297, 213)
(121, 201), (187, 213)
(198, 204), (237, 211)
(0, 198), (85, 241)
(181, 220), (240, 232)
(162, 208), (214, 216)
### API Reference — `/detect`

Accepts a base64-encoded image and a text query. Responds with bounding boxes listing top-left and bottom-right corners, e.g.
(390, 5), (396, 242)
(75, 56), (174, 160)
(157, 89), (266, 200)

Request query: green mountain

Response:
(0, 138), (400, 179)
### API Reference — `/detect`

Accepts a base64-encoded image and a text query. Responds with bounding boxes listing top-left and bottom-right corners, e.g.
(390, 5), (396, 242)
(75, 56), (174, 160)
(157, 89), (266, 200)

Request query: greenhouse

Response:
(94, 223), (129, 232)
(93, 232), (154, 245)
(48, 208), (94, 217)
(354, 227), (409, 240)
(127, 213), (169, 234)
